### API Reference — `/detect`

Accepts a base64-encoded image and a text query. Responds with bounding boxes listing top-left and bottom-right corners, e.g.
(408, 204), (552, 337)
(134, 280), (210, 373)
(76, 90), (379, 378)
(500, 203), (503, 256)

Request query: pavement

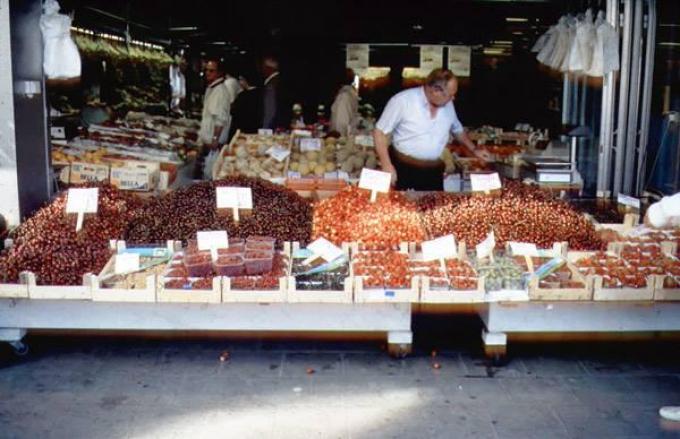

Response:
(1, 321), (680, 439)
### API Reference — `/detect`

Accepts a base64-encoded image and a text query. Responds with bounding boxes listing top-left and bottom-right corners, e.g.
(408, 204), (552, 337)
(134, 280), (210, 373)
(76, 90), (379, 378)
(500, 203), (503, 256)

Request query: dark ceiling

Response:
(60, 0), (569, 53)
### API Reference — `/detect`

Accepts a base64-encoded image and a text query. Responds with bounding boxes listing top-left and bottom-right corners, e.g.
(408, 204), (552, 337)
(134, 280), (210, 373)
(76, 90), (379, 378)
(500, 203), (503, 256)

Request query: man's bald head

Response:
(424, 68), (458, 107)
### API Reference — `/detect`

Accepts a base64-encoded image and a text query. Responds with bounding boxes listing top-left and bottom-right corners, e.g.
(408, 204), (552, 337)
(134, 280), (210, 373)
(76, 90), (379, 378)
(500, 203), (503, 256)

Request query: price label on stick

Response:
(197, 230), (229, 260)
(258, 128), (273, 136)
(508, 242), (539, 257)
(617, 194), (641, 210)
(292, 129), (312, 137)
(476, 231), (496, 259)
(266, 145), (290, 162)
(359, 168), (391, 202)
(470, 173), (502, 193)
(307, 238), (344, 263)
(300, 138), (322, 152)
(337, 171), (350, 181)
(422, 235), (458, 261)
(66, 188), (99, 213)
(355, 135), (374, 148)
(114, 253), (140, 274)
(66, 188), (99, 232)
(216, 187), (253, 210)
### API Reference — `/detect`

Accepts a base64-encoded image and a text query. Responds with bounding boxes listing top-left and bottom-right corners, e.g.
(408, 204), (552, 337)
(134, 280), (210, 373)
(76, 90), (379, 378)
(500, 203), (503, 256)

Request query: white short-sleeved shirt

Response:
(647, 193), (680, 228)
(376, 86), (464, 161)
(199, 78), (231, 144)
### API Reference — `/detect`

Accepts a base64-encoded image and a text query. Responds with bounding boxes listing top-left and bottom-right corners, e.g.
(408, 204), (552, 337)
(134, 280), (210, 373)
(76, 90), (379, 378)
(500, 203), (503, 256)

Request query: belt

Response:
(390, 146), (443, 169)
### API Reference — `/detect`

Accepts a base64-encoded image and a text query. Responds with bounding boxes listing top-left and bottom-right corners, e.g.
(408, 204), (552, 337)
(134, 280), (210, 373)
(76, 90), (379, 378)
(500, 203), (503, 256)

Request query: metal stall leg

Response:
(0, 328), (28, 356)
(482, 330), (507, 366)
(387, 330), (413, 358)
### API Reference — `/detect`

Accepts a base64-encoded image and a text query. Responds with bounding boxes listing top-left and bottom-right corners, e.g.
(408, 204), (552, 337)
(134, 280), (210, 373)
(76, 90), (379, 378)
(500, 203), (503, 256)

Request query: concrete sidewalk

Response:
(1, 335), (679, 439)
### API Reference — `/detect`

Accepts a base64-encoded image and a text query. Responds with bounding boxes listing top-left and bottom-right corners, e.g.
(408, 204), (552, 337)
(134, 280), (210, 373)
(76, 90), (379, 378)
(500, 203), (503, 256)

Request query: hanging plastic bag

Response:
(560, 19), (577, 72)
(203, 149), (219, 180)
(537, 23), (559, 65)
(548, 16), (571, 70)
(586, 11), (606, 77)
(600, 20), (620, 75)
(532, 27), (551, 53)
(574, 9), (596, 72)
(40, 0), (81, 79)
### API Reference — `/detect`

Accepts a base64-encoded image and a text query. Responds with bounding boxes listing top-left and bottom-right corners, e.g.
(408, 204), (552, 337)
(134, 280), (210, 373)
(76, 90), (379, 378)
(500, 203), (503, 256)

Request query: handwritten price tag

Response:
(197, 231), (229, 251)
(359, 168), (391, 194)
(355, 135), (374, 147)
(266, 145), (290, 162)
(292, 129), (312, 137)
(422, 235), (457, 261)
(617, 194), (641, 209)
(114, 253), (140, 274)
(470, 173), (502, 192)
(258, 128), (273, 136)
(216, 187), (253, 210)
(508, 242), (539, 257)
(300, 138), (323, 152)
(66, 188), (99, 213)
(476, 231), (496, 259)
(307, 238), (344, 262)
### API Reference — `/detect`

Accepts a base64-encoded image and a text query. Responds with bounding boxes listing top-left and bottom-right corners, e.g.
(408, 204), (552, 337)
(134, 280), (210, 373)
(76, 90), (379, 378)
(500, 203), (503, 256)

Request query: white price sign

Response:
(324, 171), (338, 180)
(470, 173), (502, 192)
(617, 194), (641, 209)
(114, 253), (140, 274)
(292, 129), (312, 137)
(355, 135), (374, 148)
(337, 171), (350, 181)
(258, 128), (273, 136)
(216, 187), (253, 210)
(66, 188), (99, 214)
(359, 168), (391, 198)
(508, 242), (539, 257)
(266, 145), (291, 162)
(287, 171), (301, 179)
(197, 231), (229, 251)
(300, 138), (323, 152)
(307, 238), (344, 262)
(476, 231), (496, 259)
(422, 235), (457, 261)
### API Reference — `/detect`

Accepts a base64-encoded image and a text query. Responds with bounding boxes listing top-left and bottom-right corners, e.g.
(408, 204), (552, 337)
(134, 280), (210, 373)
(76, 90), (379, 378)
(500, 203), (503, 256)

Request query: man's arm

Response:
(453, 130), (476, 151)
(373, 128), (397, 185)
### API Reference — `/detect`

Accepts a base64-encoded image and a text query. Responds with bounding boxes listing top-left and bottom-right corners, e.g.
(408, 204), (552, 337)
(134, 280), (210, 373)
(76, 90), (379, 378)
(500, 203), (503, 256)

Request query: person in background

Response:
(290, 103), (305, 129)
(194, 59), (230, 179)
(373, 68), (478, 191)
(358, 103), (376, 131)
(169, 57), (186, 114)
(229, 64), (262, 141)
(261, 55), (282, 129)
(220, 69), (242, 142)
(330, 68), (359, 136)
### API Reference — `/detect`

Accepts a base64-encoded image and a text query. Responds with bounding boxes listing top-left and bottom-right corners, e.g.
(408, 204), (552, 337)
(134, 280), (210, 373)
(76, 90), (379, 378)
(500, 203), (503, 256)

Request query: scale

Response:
(525, 126), (591, 185)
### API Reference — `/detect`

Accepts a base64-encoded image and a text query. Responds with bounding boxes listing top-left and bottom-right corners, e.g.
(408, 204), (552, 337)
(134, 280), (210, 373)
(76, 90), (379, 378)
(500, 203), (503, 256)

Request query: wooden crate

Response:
(591, 213), (640, 233)
(222, 277), (288, 303)
(485, 289), (530, 302)
(287, 276), (353, 303)
(592, 276), (655, 301)
(420, 276), (485, 304)
(0, 271), (30, 299)
(91, 252), (156, 303)
(654, 275), (680, 301)
(27, 272), (94, 300)
(354, 276), (420, 303)
(157, 277), (221, 303)
(528, 264), (593, 301)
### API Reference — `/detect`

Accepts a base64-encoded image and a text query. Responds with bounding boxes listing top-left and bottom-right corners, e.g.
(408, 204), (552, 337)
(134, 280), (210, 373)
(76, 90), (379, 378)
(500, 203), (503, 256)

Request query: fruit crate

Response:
(354, 276), (420, 303)
(420, 276), (485, 304)
(26, 272), (94, 300)
(222, 276), (288, 303)
(0, 272), (30, 299)
(654, 275), (680, 301)
(592, 275), (655, 301)
(528, 264), (593, 301)
(287, 242), (353, 303)
(157, 276), (222, 303)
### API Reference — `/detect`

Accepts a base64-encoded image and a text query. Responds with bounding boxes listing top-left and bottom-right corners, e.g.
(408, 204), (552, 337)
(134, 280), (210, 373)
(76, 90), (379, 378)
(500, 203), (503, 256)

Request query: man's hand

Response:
(382, 162), (398, 186)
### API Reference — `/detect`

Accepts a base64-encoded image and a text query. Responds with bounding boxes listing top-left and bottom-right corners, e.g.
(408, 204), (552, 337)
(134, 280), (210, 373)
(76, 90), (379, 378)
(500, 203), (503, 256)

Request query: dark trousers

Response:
(389, 146), (445, 191)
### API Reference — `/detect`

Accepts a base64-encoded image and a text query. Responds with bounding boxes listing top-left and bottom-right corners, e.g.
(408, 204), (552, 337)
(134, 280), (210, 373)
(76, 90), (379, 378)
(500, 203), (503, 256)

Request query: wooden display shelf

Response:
(654, 275), (680, 301)
(0, 272), (30, 299)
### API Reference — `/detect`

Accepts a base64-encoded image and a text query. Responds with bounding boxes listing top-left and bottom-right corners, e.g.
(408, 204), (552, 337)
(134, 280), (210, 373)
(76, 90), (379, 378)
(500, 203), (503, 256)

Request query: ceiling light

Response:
(506, 17), (528, 22)
(492, 40), (513, 45)
(484, 48), (506, 55)
(659, 42), (680, 47)
(168, 26), (198, 31)
(412, 24), (423, 31)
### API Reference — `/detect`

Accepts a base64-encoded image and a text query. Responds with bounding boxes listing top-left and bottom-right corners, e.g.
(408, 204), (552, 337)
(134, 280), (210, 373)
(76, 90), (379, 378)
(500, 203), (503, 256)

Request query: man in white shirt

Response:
(194, 59), (231, 179)
(373, 68), (478, 190)
(645, 193), (680, 229)
(220, 73), (242, 143)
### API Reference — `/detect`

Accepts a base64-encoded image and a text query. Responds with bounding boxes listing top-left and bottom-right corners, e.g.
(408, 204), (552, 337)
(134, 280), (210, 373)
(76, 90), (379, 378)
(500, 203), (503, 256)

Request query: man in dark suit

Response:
(261, 55), (287, 129)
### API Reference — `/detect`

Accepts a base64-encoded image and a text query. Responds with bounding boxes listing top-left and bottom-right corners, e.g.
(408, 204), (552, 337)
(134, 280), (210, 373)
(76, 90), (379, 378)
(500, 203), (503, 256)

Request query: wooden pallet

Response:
(222, 277), (288, 303)
(592, 275), (655, 301)
(157, 277), (222, 303)
(420, 276), (485, 304)
(26, 272), (94, 300)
